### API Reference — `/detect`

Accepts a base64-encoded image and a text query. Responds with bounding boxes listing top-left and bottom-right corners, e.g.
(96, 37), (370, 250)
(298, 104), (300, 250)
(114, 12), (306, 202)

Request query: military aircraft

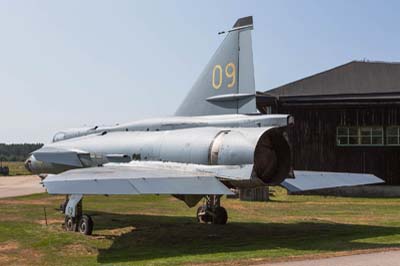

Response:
(25, 16), (382, 235)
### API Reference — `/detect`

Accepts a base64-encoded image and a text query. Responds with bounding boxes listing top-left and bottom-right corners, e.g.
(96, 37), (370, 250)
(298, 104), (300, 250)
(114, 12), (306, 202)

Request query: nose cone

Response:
(25, 156), (34, 173)
(24, 155), (42, 174)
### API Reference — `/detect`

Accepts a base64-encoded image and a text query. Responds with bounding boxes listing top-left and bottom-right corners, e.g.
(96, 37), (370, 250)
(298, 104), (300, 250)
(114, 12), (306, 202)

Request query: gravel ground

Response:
(0, 175), (45, 198)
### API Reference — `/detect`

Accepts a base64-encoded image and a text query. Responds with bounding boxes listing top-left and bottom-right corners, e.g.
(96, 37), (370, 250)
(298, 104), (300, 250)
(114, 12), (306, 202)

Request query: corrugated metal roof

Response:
(264, 61), (400, 97)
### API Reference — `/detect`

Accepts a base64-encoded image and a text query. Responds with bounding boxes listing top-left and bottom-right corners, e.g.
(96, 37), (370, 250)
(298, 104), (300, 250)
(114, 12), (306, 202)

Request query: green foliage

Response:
(0, 143), (43, 162)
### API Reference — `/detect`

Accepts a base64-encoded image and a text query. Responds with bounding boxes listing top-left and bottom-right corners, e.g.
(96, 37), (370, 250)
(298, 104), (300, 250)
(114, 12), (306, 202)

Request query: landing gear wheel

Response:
(78, 215), (93, 235)
(64, 216), (77, 232)
(212, 206), (228, 225)
(197, 206), (212, 223)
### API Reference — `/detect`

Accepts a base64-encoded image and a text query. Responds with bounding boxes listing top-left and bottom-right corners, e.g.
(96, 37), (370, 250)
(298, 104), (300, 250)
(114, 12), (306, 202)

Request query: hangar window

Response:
(387, 126), (400, 145)
(336, 127), (358, 145)
(337, 126), (383, 146)
(360, 127), (383, 145)
(263, 106), (272, 114)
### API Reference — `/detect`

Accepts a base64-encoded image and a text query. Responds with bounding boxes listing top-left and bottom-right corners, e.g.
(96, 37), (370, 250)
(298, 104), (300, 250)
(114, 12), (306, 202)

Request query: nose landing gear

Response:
(196, 195), (228, 225)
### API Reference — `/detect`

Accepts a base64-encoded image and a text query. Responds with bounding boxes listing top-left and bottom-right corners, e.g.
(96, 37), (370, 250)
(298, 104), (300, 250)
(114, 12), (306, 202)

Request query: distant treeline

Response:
(0, 143), (43, 162)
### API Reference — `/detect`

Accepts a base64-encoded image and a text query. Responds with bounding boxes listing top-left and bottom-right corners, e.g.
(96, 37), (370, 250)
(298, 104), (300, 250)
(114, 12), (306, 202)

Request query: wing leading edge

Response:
(42, 163), (234, 196)
(281, 171), (384, 192)
(42, 162), (384, 199)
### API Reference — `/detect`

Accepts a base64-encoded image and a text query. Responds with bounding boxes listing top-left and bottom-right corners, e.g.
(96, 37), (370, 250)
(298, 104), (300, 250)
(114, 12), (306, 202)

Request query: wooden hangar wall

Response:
(257, 61), (400, 185)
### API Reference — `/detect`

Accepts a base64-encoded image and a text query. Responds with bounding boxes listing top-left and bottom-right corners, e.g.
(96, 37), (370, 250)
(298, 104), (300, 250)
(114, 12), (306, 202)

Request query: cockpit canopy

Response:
(52, 126), (99, 142)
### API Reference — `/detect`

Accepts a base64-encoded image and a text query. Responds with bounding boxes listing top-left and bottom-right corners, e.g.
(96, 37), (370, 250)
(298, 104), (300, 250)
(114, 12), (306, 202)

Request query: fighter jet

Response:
(25, 16), (382, 235)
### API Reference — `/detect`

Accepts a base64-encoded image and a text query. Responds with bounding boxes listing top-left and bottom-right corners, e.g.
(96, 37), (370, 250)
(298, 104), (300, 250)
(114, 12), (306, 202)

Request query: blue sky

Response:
(1, 0), (399, 143)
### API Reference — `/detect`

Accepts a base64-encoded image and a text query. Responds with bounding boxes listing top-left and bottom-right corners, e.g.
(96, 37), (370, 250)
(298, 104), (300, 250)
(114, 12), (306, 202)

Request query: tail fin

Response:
(175, 16), (256, 116)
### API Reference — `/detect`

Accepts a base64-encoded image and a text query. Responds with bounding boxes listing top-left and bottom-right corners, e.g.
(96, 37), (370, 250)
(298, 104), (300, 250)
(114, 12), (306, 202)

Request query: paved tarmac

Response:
(0, 175), (45, 198)
(260, 250), (400, 266)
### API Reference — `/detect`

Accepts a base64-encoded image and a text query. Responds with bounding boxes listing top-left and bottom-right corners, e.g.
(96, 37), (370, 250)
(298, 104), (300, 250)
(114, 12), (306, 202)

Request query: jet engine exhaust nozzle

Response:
(253, 129), (291, 185)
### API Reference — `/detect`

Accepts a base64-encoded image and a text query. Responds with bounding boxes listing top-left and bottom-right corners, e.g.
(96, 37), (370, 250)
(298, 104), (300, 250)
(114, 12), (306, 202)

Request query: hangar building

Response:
(257, 61), (400, 185)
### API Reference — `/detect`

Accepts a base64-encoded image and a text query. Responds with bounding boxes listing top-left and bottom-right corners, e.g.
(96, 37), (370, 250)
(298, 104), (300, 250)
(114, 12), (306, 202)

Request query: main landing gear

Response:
(196, 195), (228, 225)
(62, 195), (94, 235)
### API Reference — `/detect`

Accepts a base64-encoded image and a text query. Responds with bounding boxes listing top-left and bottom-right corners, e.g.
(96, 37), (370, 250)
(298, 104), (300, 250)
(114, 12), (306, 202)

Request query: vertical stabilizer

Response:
(175, 16), (256, 116)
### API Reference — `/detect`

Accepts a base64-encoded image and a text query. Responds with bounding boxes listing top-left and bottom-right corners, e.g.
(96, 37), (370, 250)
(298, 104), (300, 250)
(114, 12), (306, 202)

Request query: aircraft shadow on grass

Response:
(90, 211), (400, 263)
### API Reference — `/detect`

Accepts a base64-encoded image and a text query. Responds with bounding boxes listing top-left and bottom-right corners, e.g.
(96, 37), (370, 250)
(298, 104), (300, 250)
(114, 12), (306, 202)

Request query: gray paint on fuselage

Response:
(52, 114), (290, 143)
(31, 126), (278, 174)
(49, 127), (267, 164)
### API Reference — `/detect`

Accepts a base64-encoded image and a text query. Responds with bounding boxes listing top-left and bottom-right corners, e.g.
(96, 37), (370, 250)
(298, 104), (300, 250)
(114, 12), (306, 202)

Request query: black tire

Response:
(64, 216), (78, 232)
(78, 215), (93, 235)
(212, 206), (228, 225)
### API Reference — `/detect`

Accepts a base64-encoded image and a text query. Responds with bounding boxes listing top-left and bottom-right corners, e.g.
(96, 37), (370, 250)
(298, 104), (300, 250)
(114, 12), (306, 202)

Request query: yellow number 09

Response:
(212, 63), (236, 90)
(212, 65), (223, 89)
(225, 63), (236, 88)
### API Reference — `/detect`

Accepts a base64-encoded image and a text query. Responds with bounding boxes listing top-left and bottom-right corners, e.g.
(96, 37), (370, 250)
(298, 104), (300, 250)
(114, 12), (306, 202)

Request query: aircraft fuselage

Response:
(26, 114), (293, 187)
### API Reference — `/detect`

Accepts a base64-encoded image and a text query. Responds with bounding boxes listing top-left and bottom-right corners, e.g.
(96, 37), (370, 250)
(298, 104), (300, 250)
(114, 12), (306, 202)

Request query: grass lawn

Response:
(1, 188), (400, 265)
(0, 161), (30, 176)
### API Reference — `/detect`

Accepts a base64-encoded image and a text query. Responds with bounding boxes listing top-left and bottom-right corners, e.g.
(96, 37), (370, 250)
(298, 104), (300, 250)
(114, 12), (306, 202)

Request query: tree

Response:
(0, 143), (43, 162)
